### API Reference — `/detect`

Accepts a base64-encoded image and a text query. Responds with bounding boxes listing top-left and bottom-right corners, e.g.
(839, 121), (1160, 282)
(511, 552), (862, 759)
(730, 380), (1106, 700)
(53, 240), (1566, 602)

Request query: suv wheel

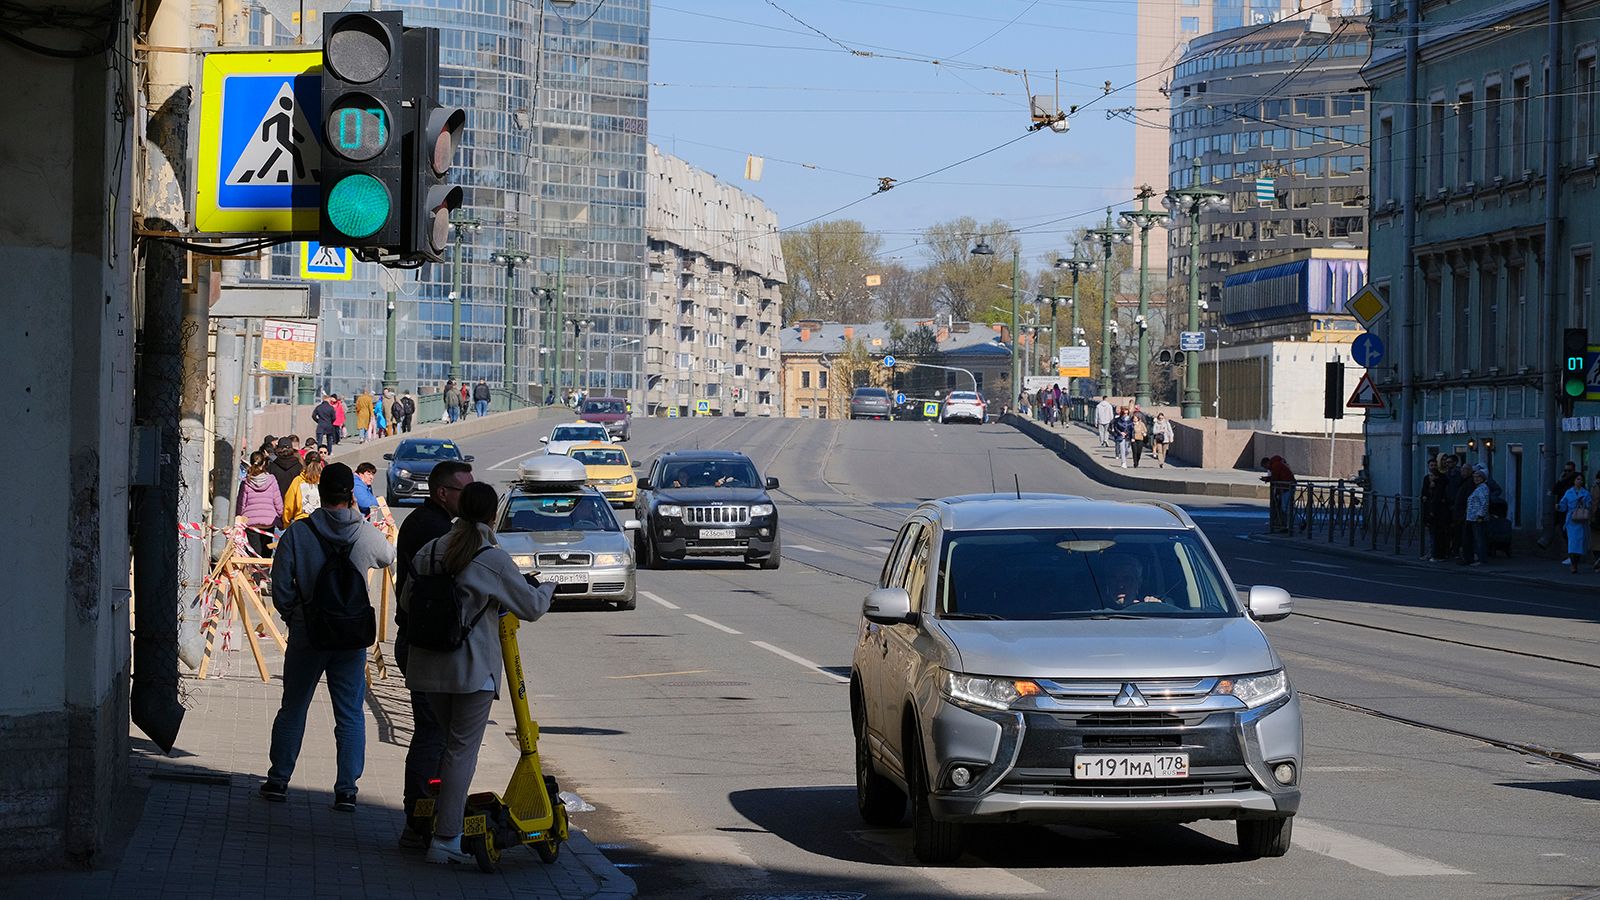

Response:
(853, 702), (904, 826)
(1238, 816), (1293, 859)
(756, 536), (781, 570)
(909, 732), (963, 864)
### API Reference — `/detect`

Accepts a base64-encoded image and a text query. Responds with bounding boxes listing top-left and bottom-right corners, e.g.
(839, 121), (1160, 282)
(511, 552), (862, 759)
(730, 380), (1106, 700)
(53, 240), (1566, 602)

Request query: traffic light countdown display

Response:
(320, 11), (462, 263)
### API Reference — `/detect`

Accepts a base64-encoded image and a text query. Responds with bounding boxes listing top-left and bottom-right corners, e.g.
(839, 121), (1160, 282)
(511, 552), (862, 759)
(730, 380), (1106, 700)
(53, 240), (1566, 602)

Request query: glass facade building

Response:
(252, 0), (649, 404)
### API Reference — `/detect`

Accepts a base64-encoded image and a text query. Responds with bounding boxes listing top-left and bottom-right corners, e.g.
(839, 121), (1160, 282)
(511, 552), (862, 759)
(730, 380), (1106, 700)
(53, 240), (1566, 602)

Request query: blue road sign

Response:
(883, 355), (896, 368)
(894, 391), (906, 405)
(1179, 331), (1206, 352)
(197, 50), (323, 233)
(1351, 332), (1385, 368)
(300, 241), (353, 280)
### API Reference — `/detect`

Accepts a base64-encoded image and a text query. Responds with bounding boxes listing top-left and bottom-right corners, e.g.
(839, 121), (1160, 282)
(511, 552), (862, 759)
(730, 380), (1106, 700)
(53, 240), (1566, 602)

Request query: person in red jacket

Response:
(1261, 455), (1296, 530)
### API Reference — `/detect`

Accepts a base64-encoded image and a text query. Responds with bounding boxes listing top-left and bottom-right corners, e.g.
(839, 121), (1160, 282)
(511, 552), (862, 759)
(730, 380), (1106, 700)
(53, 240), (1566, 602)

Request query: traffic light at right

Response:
(1561, 327), (1588, 415)
(401, 26), (463, 263)
(319, 11), (407, 249)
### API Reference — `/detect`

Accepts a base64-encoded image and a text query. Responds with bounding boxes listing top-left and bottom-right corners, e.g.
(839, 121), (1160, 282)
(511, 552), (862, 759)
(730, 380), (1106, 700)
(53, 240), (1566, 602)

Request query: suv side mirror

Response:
(622, 519), (641, 531)
(863, 587), (914, 625)
(766, 476), (780, 490)
(1247, 585), (1293, 622)
(637, 478), (652, 491)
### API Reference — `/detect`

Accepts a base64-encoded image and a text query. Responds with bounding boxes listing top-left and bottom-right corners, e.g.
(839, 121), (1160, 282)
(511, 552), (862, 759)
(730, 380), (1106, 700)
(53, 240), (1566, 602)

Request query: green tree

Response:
(780, 220), (881, 324)
(920, 216), (1019, 323)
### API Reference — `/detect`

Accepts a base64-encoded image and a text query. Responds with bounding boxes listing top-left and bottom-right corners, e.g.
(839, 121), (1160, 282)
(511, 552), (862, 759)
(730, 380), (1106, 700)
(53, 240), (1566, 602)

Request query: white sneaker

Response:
(426, 836), (474, 865)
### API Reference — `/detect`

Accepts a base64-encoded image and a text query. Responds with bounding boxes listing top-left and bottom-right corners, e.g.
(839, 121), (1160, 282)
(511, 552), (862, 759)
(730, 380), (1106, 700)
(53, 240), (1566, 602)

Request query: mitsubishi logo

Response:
(1114, 683), (1148, 708)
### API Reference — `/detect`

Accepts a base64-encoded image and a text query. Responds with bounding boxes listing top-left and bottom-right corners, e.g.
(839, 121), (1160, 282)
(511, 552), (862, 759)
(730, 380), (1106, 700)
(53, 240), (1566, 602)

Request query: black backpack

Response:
(405, 545), (493, 652)
(300, 524), (376, 651)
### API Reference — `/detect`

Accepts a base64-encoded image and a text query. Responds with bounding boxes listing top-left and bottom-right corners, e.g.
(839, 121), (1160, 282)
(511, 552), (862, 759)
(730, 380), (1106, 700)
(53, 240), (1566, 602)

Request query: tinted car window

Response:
(659, 459), (760, 489)
(398, 442), (462, 460)
(936, 529), (1239, 619)
(502, 495), (619, 532)
(551, 425), (608, 442)
(948, 392), (980, 401)
(570, 448), (627, 466)
(581, 399), (626, 415)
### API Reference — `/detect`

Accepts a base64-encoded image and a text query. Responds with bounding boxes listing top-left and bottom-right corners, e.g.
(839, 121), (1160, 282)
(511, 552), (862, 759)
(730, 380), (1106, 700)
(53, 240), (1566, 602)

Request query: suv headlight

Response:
(749, 503), (774, 517)
(657, 504), (683, 518)
(1216, 670), (1289, 708)
(592, 552), (627, 567)
(941, 670), (1041, 711)
(396, 468), (413, 479)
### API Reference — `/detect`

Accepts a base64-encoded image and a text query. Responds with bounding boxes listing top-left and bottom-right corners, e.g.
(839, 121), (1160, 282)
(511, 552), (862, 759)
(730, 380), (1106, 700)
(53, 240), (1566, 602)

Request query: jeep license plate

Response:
(1073, 753), (1189, 780)
(700, 528), (736, 539)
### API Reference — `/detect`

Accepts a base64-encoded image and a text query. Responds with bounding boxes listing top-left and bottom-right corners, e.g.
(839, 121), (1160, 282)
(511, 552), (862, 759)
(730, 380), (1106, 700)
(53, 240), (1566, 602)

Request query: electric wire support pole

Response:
(491, 250), (530, 393)
(1055, 250), (1095, 395)
(1166, 159), (1225, 418)
(1122, 186), (1166, 408)
(447, 217), (480, 385)
(1088, 209), (1131, 398)
(1009, 248), (1021, 402)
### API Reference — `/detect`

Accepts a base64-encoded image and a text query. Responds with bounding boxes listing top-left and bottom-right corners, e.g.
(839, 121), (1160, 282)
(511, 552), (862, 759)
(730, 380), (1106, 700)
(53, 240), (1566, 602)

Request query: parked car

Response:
(383, 438), (474, 506)
(540, 422), (613, 455)
(634, 450), (780, 569)
(578, 395), (632, 441)
(938, 391), (986, 424)
(497, 455), (638, 610)
(850, 386), (893, 420)
(568, 441), (641, 507)
(851, 492), (1300, 863)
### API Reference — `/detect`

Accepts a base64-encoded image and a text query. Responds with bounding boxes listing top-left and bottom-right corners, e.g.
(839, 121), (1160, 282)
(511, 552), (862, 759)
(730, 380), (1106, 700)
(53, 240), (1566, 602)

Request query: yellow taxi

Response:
(567, 441), (639, 507)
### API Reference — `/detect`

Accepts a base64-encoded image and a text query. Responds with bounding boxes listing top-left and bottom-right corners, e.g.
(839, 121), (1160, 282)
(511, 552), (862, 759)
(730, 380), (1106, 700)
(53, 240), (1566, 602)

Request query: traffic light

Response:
(1561, 327), (1588, 415)
(402, 26), (464, 262)
(320, 11), (408, 249)
(1324, 361), (1345, 420)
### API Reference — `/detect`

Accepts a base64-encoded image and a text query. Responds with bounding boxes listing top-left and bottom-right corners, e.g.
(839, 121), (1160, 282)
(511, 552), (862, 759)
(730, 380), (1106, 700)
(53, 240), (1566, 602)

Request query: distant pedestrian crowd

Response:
(1091, 395), (1174, 469)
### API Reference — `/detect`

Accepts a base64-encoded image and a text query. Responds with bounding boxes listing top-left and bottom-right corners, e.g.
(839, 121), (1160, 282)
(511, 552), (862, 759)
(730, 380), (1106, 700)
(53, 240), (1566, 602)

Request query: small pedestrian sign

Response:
(696, 400), (711, 416)
(196, 50), (324, 234)
(299, 241), (354, 280)
(923, 401), (940, 418)
(1346, 371), (1385, 409)
(883, 355), (896, 369)
(666, 407), (679, 418)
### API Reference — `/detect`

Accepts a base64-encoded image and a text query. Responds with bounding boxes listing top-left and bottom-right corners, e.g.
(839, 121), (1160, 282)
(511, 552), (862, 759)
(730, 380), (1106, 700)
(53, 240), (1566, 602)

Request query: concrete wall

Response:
(0, 24), (134, 868)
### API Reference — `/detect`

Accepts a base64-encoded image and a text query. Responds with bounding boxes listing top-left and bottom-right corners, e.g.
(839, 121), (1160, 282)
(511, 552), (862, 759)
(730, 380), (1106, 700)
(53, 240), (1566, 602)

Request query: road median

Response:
(1002, 413), (1270, 500)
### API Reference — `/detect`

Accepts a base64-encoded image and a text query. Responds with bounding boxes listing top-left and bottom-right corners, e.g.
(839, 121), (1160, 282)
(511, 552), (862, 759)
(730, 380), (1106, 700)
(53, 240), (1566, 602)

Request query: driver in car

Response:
(1102, 554), (1162, 607)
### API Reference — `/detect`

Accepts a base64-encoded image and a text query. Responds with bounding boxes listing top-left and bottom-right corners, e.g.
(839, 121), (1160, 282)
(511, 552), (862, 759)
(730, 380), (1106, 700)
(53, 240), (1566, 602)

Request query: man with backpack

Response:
(261, 463), (396, 811)
(472, 379), (491, 418)
(400, 391), (417, 433)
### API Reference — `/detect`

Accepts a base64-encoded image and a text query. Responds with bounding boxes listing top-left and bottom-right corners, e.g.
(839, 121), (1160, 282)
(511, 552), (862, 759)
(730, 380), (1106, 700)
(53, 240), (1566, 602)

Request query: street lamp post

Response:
(1054, 250), (1096, 392)
(565, 316), (591, 395)
(1087, 210), (1131, 397)
(1166, 159), (1226, 418)
(447, 216), (481, 384)
(382, 290), (397, 392)
(968, 239), (1020, 406)
(489, 250), (530, 393)
(1121, 186), (1167, 408)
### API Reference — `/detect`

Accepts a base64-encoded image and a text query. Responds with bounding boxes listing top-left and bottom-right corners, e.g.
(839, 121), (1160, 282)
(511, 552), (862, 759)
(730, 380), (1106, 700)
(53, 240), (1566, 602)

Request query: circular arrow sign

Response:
(883, 355), (896, 368)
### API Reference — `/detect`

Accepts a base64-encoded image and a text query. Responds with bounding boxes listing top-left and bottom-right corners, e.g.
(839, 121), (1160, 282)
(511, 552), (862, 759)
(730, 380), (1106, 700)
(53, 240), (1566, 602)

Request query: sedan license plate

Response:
(700, 528), (736, 539)
(540, 571), (587, 585)
(1074, 753), (1189, 780)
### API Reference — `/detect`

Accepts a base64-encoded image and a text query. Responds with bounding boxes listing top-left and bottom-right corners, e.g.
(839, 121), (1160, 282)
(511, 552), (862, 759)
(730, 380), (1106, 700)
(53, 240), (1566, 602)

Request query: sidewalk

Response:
(1004, 414), (1271, 500)
(1258, 526), (1600, 592)
(14, 631), (636, 899)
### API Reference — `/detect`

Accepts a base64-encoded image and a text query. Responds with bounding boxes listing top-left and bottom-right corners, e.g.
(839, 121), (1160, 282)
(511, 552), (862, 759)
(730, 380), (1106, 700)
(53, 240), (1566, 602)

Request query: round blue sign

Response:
(1351, 332), (1385, 368)
(895, 391), (906, 405)
(883, 355), (896, 368)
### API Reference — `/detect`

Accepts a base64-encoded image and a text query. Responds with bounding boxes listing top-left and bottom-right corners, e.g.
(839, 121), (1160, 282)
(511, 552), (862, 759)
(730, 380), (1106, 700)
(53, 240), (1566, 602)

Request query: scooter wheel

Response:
(464, 832), (500, 873)
(537, 835), (561, 864)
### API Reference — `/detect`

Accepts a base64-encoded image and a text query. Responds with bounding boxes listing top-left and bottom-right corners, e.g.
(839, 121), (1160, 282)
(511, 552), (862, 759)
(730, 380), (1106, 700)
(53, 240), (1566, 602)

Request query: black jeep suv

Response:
(634, 450), (780, 569)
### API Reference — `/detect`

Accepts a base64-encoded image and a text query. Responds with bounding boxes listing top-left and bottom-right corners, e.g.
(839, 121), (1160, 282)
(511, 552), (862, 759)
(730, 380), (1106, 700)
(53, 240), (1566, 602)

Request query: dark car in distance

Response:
(634, 450), (781, 569)
(850, 386), (892, 420)
(383, 438), (474, 506)
(578, 396), (632, 441)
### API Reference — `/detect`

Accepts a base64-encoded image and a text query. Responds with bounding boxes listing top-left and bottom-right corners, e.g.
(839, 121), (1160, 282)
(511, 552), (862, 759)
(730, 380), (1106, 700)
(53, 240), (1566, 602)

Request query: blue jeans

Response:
(267, 643), (367, 795)
(447, 406), (459, 422)
(475, 399), (489, 417)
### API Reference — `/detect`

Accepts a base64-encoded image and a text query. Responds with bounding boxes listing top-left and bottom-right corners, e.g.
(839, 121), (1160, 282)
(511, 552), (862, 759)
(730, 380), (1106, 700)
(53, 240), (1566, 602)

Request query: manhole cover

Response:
(663, 681), (750, 687)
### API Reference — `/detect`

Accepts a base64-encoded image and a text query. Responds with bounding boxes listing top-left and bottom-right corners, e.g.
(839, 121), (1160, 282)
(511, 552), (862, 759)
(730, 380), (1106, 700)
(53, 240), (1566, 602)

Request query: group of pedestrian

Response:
(1545, 460), (1600, 574)
(256, 452), (557, 867)
(1418, 453), (1504, 567)
(240, 434), (395, 559)
(441, 379), (492, 423)
(1090, 396), (1174, 468)
(1027, 384), (1064, 426)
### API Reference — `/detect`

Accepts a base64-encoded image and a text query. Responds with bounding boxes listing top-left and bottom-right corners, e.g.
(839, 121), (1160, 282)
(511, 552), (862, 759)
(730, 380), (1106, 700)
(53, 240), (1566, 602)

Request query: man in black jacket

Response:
(472, 379), (491, 418)
(393, 458), (473, 847)
(312, 395), (337, 449)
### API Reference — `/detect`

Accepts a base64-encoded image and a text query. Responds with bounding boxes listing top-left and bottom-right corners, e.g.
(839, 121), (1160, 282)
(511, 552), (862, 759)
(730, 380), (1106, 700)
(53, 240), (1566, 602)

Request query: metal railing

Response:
(1271, 479), (1420, 554)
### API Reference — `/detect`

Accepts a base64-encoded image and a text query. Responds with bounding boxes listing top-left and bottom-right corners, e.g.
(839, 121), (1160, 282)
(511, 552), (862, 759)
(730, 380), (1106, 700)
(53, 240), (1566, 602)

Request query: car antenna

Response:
(987, 450), (996, 493)
(1014, 473), (1022, 499)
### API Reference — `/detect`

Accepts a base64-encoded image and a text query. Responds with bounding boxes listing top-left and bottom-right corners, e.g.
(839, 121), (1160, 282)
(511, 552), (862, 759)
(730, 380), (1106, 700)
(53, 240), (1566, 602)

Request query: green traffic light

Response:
(1566, 378), (1587, 398)
(326, 174), (390, 239)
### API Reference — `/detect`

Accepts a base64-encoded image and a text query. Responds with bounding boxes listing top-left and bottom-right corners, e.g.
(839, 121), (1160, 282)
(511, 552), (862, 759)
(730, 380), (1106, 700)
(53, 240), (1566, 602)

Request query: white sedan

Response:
(940, 391), (987, 424)
(541, 422), (615, 455)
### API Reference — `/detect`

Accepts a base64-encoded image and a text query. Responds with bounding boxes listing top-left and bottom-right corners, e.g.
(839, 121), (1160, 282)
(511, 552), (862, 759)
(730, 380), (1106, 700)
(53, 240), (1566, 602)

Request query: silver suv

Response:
(850, 493), (1301, 864)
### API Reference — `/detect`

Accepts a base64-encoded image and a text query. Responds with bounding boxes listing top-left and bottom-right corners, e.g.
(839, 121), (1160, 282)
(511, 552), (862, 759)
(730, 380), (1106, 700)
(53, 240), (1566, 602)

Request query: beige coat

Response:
(401, 523), (554, 695)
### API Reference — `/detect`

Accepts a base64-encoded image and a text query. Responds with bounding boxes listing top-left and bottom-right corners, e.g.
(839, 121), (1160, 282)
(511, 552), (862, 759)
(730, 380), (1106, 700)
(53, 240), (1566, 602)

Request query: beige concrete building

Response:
(645, 146), (785, 416)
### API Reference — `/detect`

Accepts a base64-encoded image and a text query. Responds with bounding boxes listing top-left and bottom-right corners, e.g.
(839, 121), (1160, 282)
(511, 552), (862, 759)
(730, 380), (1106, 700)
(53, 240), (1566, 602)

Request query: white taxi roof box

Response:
(516, 455), (588, 489)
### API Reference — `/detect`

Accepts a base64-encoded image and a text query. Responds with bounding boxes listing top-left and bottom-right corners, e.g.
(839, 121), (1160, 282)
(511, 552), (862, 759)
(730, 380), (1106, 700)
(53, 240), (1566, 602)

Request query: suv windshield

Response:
(552, 425), (607, 442)
(659, 459), (760, 489)
(398, 442), (462, 461)
(501, 494), (619, 532)
(581, 399), (626, 415)
(571, 447), (627, 466)
(936, 528), (1239, 619)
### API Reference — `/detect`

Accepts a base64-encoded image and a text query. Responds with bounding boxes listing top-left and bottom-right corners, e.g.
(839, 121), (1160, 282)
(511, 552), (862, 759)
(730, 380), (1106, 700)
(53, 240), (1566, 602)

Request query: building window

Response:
(1484, 80), (1502, 179)
(1428, 99), (1447, 194)
(819, 405), (829, 419)
(1511, 72), (1531, 174)
(1480, 267), (1498, 370)
(1330, 216), (1365, 237)
(1181, 16), (1200, 31)
(1575, 251), (1595, 329)
(1424, 275), (1443, 374)
(799, 405), (811, 418)
(1578, 52), (1598, 160)
(801, 370), (811, 388)
(1452, 269), (1471, 371)
(1376, 113), (1394, 203)
(1456, 88), (1475, 186)
(819, 370), (829, 389)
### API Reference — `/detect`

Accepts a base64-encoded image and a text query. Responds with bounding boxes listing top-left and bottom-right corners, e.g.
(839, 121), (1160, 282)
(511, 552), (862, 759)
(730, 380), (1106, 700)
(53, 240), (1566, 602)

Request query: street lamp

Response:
(1054, 248), (1096, 392)
(447, 216), (481, 384)
(1086, 210), (1131, 398)
(1121, 185), (1168, 408)
(1165, 158), (1227, 418)
(970, 238), (1020, 403)
(489, 250), (530, 393)
(565, 316), (592, 395)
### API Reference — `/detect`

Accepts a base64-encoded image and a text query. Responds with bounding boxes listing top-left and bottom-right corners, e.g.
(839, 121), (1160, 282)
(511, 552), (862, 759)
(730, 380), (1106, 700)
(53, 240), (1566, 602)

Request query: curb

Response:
(1003, 415), (1270, 500)
(566, 830), (639, 900)
(1252, 531), (1585, 591)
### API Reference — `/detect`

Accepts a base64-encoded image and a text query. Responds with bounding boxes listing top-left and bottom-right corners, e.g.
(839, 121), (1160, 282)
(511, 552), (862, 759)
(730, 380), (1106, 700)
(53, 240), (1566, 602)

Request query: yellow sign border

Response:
(195, 49), (324, 235)
(299, 242), (353, 280)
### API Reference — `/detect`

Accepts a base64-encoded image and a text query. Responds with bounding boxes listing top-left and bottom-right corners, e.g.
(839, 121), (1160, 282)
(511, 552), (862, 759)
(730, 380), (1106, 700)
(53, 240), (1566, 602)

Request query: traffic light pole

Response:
(382, 290), (397, 393)
(492, 251), (529, 393)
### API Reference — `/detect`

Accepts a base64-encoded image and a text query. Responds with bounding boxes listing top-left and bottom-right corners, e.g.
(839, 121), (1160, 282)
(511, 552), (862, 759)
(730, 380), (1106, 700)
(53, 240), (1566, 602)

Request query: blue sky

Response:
(647, 0), (1144, 269)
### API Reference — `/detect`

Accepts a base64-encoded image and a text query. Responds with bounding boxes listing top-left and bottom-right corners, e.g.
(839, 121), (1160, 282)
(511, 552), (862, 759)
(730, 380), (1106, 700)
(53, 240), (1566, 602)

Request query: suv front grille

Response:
(998, 776), (1257, 798)
(685, 505), (750, 526)
(1074, 712), (1193, 728)
(1082, 733), (1184, 750)
(537, 552), (593, 567)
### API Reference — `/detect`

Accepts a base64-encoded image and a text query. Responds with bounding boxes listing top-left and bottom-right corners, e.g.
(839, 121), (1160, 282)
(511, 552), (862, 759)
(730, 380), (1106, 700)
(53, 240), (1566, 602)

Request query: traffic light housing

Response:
(1561, 327), (1588, 416)
(402, 26), (464, 262)
(320, 11), (407, 249)
(1324, 361), (1345, 420)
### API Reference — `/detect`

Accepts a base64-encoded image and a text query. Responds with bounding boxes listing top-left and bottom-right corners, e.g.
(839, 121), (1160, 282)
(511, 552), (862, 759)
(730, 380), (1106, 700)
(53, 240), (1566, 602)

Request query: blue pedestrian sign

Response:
(883, 355), (896, 369)
(196, 50), (324, 234)
(894, 391), (906, 405)
(1351, 332), (1385, 368)
(299, 241), (353, 280)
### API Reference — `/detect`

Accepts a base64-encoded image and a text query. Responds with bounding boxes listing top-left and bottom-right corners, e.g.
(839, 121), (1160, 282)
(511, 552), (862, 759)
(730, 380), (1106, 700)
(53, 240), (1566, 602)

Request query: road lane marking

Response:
(1294, 819), (1472, 877)
(685, 613), (742, 635)
(849, 829), (1046, 895)
(606, 669), (710, 680)
(487, 448), (540, 471)
(788, 544), (824, 553)
(1294, 560), (1345, 569)
(866, 546), (890, 554)
(640, 590), (680, 610)
(750, 640), (850, 683)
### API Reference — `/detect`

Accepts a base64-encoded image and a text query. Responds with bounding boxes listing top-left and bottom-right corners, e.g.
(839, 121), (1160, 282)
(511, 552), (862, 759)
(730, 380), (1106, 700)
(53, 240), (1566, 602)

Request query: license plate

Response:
(463, 814), (486, 836)
(700, 528), (736, 539)
(541, 571), (587, 584)
(1074, 753), (1189, 780)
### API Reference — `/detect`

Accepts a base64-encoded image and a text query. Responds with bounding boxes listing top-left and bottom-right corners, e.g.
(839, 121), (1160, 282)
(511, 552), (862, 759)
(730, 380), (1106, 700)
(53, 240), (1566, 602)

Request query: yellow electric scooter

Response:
(414, 612), (569, 873)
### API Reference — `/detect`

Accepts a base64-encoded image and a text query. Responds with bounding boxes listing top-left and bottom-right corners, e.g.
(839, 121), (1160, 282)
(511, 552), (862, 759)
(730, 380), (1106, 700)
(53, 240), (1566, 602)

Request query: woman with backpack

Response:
(237, 451), (284, 558)
(402, 482), (555, 866)
(282, 452), (325, 527)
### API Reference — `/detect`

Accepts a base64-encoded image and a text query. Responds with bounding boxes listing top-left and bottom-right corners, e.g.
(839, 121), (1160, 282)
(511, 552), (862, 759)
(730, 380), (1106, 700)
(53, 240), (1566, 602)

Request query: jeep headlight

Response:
(941, 670), (1041, 711)
(1216, 670), (1289, 708)
(657, 504), (683, 517)
(592, 552), (627, 567)
(749, 503), (774, 517)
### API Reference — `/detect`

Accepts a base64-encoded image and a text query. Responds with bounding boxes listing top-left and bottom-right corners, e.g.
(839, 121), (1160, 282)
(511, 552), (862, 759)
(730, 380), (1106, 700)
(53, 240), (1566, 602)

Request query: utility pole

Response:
(1010, 249), (1021, 403)
(1166, 159), (1225, 418)
(1122, 186), (1166, 408)
(1055, 250), (1095, 394)
(447, 217), (480, 384)
(1087, 210), (1131, 397)
(382, 290), (398, 392)
(554, 245), (566, 395)
(490, 251), (530, 392)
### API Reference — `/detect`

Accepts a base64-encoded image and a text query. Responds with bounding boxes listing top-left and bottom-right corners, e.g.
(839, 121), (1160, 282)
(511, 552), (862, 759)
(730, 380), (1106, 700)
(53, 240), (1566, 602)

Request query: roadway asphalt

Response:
(377, 415), (1600, 899)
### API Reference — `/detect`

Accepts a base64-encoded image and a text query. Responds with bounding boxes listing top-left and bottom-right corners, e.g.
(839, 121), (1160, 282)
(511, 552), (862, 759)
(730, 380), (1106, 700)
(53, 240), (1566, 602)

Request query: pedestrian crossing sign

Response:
(923, 401), (940, 418)
(667, 407), (679, 418)
(299, 242), (353, 281)
(195, 50), (324, 234)
(696, 400), (711, 416)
